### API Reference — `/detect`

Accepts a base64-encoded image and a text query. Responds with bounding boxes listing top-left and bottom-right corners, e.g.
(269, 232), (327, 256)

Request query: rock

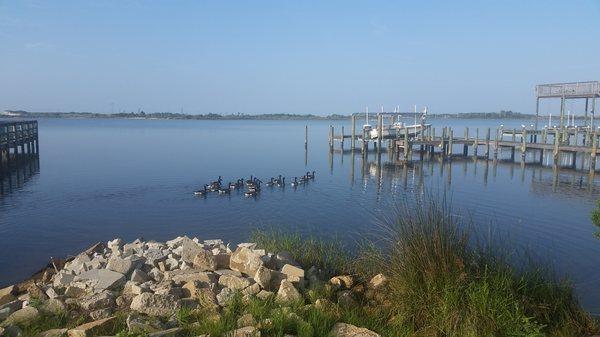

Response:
(0, 300), (23, 320)
(163, 269), (217, 284)
(107, 238), (123, 252)
(314, 298), (335, 311)
(38, 328), (68, 337)
(45, 287), (60, 299)
(241, 283), (260, 296)
(218, 274), (251, 290)
(192, 250), (217, 271)
(64, 286), (86, 298)
(123, 282), (147, 296)
(75, 269), (126, 291)
(130, 269), (151, 283)
(329, 323), (380, 337)
(53, 272), (75, 289)
(281, 264), (304, 280)
(236, 314), (256, 328)
(230, 247), (264, 276)
(0, 285), (16, 306)
(181, 238), (204, 264)
(276, 279), (302, 303)
(215, 269), (242, 277)
(367, 274), (388, 290)
(130, 293), (181, 317)
(106, 256), (137, 276)
(330, 275), (354, 290)
(89, 308), (113, 320)
(79, 291), (115, 311)
(256, 290), (274, 300)
(216, 287), (235, 306)
(254, 266), (284, 291)
(123, 239), (145, 257)
(227, 326), (260, 337)
(1, 307), (39, 327)
(148, 327), (183, 337)
(1, 325), (22, 337)
(214, 253), (231, 269)
(39, 299), (67, 315)
(27, 284), (49, 300)
(337, 290), (356, 307)
(144, 248), (167, 266)
(126, 313), (166, 333)
(67, 316), (116, 337)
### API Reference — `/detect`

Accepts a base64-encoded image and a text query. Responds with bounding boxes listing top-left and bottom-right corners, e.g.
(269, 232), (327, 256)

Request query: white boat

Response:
(362, 105), (430, 140)
(368, 122), (430, 140)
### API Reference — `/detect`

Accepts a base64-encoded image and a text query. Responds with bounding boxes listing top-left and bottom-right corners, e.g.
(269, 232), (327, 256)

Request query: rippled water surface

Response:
(1, 118), (600, 312)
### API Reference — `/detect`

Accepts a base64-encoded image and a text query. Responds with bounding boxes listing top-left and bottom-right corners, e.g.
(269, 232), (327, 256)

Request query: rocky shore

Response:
(0, 236), (388, 337)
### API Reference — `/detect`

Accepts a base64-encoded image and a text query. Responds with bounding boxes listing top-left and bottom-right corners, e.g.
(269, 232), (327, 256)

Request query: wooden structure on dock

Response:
(535, 81), (599, 129)
(0, 120), (39, 176)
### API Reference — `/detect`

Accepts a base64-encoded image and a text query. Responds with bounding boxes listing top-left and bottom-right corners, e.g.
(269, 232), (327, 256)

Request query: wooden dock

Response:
(0, 120), (39, 176)
(329, 122), (600, 174)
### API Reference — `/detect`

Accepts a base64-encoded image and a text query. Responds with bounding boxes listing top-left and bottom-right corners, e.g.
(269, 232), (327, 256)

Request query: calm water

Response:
(2, 118), (600, 312)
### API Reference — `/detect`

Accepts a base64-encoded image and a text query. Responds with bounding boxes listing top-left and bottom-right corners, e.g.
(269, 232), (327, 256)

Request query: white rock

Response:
(276, 279), (302, 303)
(130, 293), (181, 317)
(329, 323), (380, 337)
(75, 269), (126, 291)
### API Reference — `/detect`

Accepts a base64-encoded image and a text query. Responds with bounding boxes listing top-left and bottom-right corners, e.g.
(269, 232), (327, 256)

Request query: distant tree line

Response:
(2, 110), (534, 120)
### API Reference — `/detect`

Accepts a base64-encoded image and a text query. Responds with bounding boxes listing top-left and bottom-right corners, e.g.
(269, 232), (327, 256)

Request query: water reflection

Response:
(0, 157), (40, 195)
(333, 149), (600, 200)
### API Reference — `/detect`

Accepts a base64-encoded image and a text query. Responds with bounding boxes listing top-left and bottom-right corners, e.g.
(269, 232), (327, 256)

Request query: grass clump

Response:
(251, 228), (350, 276)
(361, 200), (598, 337)
(252, 199), (598, 337)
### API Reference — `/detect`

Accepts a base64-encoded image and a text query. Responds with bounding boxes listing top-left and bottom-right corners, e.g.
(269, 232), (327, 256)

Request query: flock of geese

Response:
(194, 171), (316, 198)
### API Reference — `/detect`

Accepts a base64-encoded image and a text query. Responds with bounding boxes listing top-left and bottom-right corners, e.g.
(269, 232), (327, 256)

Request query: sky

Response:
(1, 0), (599, 115)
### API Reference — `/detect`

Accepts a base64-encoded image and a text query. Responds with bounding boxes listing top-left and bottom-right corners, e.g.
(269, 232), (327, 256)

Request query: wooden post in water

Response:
(591, 131), (597, 174)
(463, 127), (469, 156)
(521, 127), (527, 159)
(328, 125), (334, 152)
(340, 126), (345, 150)
(493, 128), (499, 159)
(447, 128), (453, 157)
(304, 125), (308, 149)
(351, 115), (356, 150)
(474, 128), (479, 157)
(377, 114), (382, 155)
(484, 128), (490, 159)
(553, 129), (560, 163)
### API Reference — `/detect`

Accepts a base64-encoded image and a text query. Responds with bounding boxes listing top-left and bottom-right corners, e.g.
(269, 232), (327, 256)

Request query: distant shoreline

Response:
(0, 110), (548, 121)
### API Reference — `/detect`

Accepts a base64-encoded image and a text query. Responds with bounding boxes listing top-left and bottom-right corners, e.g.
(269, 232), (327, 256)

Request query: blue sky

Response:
(1, 1), (599, 115)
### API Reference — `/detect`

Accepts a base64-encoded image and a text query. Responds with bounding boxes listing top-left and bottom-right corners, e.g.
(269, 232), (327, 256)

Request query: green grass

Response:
(250, 228), (351, 276)
(252, 200), (599, 337)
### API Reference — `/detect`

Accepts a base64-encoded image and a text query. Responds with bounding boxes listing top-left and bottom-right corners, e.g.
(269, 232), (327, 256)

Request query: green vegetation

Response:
(253, 201), (599, 337)
(250, 229), (350, 276)
(15, 201), (598, 337)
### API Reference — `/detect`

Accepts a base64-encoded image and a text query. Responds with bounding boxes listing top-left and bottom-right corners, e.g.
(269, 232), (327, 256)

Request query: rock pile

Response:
(0, 236), (387, 337)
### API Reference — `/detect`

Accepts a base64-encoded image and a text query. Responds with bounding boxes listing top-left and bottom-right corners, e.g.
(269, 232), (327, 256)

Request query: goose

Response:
(244, 190), (257, 197)
(218, 188), (230, 195)
(265, 178), (275, 187)
(291, 177), (299, 187)
(194, 185), (208, 196)
(307, 171), (315, 179)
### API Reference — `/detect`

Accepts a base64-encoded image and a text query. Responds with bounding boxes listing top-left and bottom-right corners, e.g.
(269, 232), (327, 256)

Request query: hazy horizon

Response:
(1, 1), (599, 115)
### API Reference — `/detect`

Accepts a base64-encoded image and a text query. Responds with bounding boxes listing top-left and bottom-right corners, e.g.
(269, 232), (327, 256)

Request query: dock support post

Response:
(474, 128), (479, 157)
(553, 130), (560, 163)
(351, 115), (356, 150)
(304, 125), (308, 149)
(591, 131), (597, 174)
(463, 127), (469, 156)
(521, 127), (527, 159)
(494, 128), (499, 159)
(485, 128), (490, 159)
(341, 126), (345, 150)
(328, 125), (334, 152)
(559, 95), (565, 140)
(377, 114), (382, 155)
(447, 128), (453, 157)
